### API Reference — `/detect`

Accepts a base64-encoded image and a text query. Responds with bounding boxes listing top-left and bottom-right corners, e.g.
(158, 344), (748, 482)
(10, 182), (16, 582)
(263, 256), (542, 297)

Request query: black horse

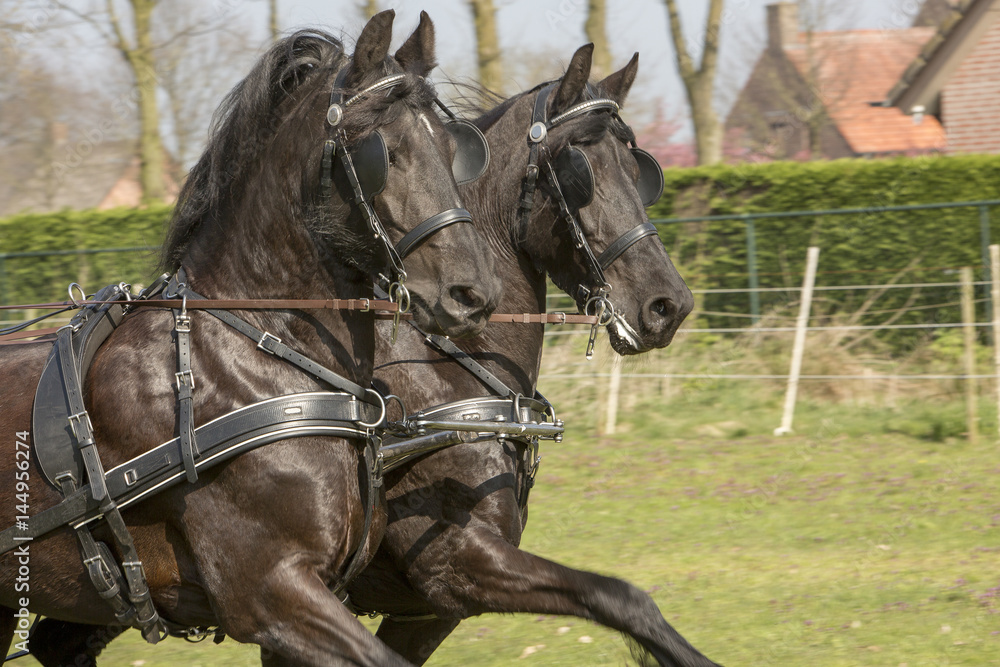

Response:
(0, 11), (500, 667)
(342, 45), (718, 667)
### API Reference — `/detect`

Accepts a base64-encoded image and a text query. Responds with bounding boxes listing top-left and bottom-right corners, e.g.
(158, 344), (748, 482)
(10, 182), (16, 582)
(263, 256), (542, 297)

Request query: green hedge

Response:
(0, 206), (171, 307)
(647, 154), (1000, 340)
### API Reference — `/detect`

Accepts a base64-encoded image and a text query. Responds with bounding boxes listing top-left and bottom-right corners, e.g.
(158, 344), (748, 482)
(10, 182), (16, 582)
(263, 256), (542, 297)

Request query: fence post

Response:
(745, 216), (760, 324)
(991, 245), (1000, 440)
(981, 206), (992, 321)
(961, 266), (979, 444)
(604, 353), (624, 436)
(775, 246), (820, 436)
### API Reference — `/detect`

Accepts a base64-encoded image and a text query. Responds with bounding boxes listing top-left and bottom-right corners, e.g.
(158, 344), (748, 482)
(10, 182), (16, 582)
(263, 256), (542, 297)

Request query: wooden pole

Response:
(775, 246), (820, 436)
(961, 266), (978, 444)
(991, 245), (1000, 439)
(604, 353), (624, 435)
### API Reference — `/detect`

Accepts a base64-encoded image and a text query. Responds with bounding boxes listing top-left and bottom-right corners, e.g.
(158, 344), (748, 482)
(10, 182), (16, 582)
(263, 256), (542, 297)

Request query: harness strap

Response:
(0, 392), (376, 554)
(57, 331), (108, 501)
(174, 307), (198, 484)
(168, 277), (372, 402)
(424, 334), (517, 398)
(597, 222), (659, 270)
(334, 435), (381, 598)
(394, 208), (473, 260)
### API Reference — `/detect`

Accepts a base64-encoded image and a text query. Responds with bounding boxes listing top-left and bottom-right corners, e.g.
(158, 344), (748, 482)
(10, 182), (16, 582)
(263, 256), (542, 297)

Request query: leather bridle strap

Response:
(596, 222), (659, 270)
(168, 277), (372, 402)
(394, 208), (473, 260)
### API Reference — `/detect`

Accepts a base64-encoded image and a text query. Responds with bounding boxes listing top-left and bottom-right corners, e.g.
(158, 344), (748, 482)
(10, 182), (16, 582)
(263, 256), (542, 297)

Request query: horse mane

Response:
(160, 29), (438, 272)
(161, 30), (344, 271)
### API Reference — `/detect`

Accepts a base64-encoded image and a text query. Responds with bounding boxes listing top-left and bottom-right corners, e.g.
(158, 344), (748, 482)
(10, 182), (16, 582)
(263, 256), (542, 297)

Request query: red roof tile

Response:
(784, 28), (947, 154)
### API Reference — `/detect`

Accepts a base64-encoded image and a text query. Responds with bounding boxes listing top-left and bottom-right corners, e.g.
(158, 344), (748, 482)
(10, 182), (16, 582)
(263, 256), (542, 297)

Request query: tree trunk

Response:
(469, 0), (502, 97)
(585, 0), (611, 79)
(269, 0), (279, 41)
(663, 0), (724, 165)
(128, 0), (165, 204)
(362, 0), (377, 20)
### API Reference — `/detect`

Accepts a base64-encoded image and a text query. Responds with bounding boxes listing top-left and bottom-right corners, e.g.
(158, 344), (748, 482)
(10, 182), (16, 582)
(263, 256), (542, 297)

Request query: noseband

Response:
(515, 84), (665, 357)
(321, 71), (490, 301)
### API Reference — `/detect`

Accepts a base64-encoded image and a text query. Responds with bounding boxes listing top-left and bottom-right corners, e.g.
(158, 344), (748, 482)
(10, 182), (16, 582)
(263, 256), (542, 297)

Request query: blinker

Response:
(553, 144), (664, 210)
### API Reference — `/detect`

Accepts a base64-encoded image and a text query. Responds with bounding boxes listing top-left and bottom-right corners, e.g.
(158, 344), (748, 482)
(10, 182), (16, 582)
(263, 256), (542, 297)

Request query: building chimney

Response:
(767, 2), (799, 53)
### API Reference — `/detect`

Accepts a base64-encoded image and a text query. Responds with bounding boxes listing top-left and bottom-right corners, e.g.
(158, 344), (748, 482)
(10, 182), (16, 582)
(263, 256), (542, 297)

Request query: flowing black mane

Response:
(161, 29), (438, 272)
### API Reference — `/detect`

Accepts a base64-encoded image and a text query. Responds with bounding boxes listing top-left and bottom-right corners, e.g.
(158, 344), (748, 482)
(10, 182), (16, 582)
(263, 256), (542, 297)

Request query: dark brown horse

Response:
(0, 11), (500, 667)
(342, 46), (718, 667)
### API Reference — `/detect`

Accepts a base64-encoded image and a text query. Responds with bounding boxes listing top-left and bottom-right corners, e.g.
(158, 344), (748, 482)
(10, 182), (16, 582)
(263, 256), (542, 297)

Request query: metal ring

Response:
(68, 283), (86, 307)
(585, 295), (616, 325)
(357, 388), (387, 429)
(389, 282), (411, 314)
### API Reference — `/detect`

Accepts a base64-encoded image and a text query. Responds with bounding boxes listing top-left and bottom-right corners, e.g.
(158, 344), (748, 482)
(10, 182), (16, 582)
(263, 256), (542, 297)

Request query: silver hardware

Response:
(175, 370), (195, 390)
(357, 389), (387, 429)
(68, 411), (94, 440)
(326, 103), (344, 126)
(68, 282), (87, 307)
(257, 331), (282, 352)
(528, 122), (547, 143)
(124, 469), (138, 486)
(358, 298), (371, 312)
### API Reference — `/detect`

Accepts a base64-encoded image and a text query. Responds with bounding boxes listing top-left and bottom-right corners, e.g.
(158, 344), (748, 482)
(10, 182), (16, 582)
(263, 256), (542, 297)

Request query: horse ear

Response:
(348, 8), (395, 86)
(553, 43), (594, 113)
(394, 10), (436, 77)
(599, 52), (639, 107)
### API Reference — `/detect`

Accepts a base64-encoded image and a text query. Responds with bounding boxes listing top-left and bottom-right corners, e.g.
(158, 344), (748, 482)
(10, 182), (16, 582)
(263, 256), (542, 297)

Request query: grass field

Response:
(15, 351), (1000, 666)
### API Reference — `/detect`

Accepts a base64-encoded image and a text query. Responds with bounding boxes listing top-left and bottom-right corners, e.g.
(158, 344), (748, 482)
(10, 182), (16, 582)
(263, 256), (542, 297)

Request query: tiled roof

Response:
(784, 28), (947, 154)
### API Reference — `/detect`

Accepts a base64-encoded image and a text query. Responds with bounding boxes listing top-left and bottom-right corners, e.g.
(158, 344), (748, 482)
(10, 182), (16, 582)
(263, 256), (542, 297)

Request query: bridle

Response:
(320, 69), (491, 332)
(515, 83), (665, 358)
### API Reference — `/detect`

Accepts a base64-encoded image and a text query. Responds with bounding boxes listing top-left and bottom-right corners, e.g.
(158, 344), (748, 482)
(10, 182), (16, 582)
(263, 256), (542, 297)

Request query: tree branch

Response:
(663, 0), (694, 83)
(700, 0), (724, 78)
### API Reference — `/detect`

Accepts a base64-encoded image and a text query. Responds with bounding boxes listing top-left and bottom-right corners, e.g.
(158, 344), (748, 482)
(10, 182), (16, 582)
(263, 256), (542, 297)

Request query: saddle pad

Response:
(32, 302), (124, 491)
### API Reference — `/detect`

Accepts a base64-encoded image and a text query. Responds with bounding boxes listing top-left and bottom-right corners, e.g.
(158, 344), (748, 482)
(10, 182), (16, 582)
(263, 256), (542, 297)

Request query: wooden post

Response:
(604, 353), (624, 435)
(961, 266), (978, 444)
(991, 245), (1000, 439)
(775, 246), (820, 436)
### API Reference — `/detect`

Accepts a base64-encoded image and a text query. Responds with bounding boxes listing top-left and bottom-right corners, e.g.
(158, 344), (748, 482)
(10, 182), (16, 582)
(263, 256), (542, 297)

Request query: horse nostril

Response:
(648, 297), (676, 321)
(450, 285), (487, 312)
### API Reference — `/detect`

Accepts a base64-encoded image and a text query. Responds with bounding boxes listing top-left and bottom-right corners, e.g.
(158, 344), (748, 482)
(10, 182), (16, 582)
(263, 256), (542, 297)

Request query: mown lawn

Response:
(17, 378), (1000, 666)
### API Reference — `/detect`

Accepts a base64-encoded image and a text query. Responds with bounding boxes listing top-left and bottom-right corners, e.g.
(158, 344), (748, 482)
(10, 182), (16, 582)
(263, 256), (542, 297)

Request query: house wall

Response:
(725, 50), (854, 160)
(942, 17), (1000, 153)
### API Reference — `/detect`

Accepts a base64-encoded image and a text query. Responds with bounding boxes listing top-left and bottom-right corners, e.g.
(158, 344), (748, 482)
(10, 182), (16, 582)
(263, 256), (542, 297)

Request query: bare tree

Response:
(663, 0), (724, 165)
(585, 0), (611, 79)
(361, 0), (378, 21)
(156, 3), (255, 171)
(469, 0), (503, 96)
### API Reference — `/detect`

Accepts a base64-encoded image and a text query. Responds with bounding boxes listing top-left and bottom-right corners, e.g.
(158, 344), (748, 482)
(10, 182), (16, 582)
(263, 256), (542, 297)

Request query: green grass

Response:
(16, 377), (1000, 666)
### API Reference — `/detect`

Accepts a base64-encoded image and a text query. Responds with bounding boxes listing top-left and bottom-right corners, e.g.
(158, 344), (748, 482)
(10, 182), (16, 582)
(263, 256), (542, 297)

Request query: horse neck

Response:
(456, 105), (554, 395)
(180, 176), (374, 386)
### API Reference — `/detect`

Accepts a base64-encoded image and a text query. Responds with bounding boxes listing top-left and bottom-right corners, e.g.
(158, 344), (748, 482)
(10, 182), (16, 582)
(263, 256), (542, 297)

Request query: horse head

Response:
(164, 10), (500, 340)
(514, 45), (693, 354)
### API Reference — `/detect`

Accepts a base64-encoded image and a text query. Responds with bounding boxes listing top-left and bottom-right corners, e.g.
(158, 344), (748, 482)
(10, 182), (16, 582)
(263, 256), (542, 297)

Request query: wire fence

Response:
(6, 200), (1000, 439)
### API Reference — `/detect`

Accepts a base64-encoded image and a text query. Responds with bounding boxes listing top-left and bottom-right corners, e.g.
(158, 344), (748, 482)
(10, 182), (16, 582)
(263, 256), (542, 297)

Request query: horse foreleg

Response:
(28, 619), (125, 667)
(409, 528), (722, 667)
(211, 559), (414, 667)
(373, 617), (459, 666)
